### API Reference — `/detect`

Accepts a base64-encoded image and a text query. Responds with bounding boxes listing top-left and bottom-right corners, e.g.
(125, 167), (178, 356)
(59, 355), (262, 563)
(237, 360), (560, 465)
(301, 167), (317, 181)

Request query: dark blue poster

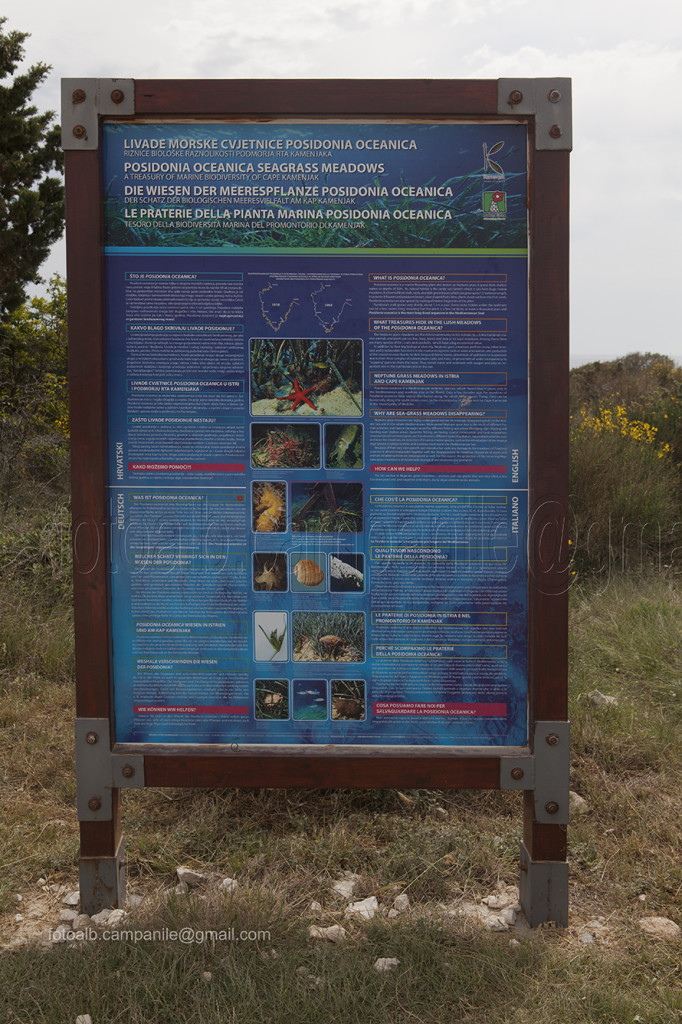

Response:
(103, 121), (529, 745)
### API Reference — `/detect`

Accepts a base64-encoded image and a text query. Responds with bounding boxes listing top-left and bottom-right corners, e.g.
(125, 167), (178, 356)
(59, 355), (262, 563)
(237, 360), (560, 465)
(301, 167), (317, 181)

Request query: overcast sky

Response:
(4, 0), (681, 367)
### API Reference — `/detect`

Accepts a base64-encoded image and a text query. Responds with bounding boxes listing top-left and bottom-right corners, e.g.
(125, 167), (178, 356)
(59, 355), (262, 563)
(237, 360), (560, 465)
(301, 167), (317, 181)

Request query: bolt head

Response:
(549, 124), (563, 139)
(88, 797), (102, 812)
(110, 89), (125, 105)
(121, 764), (135, 779)
(545, 801), (559, 815)
(72, 125), (87, 140)
(509, 89), (523, 105)
(85, 732), (98, 745)
(546, 733), (560, 746)
(72, 88), (86, 104)
(548, 89), (562, 103)
(511, 767), (525, 781)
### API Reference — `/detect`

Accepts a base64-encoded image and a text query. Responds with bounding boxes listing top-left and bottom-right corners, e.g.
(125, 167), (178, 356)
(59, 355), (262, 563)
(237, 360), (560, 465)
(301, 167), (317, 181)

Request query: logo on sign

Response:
(482, 141), (507, 221)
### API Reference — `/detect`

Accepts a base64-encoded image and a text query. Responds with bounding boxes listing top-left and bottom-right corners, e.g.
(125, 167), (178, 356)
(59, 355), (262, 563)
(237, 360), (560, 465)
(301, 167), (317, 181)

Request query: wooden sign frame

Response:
(63, 78), (571, 923)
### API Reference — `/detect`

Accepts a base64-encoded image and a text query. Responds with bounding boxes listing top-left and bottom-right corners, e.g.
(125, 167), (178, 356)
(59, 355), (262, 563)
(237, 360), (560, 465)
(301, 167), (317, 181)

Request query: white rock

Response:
(500, 907), (517, 926)
(332, 874), (361, 899)
(202, 971), (212, 982)
(307, 975), (324, 989)
(127, 894), (144, 909)
(175, 881), (189, 895)
(12, 894), (23, 903)
(569, 791), (589, 815)
(345, 896), (379, 921)
(639, 917), (681, 940)
(638, 894), (647, 902)
(484, 886), (519, 911)
(75, 1015), (93, 1024)
(107, 909), (127, 926)
(309, 901), (323, 913)
(509, 938), (520, 947)
(36, 878), (47, 887)
(374, 957), (400, 973)
(60, 909), (78, 923)
(587, 690), (618, 707)
(296, 966), (309, 976)
(579, 930), (595, 945)
(49, 884), (61, 894)
(91, 909), (112, 927)
(484, 914), (509, 932)
(308, 924), (347, 943)
(176, 865), (206, 886)
(63, 891), (80, 907)
(387, 908), (400, 920)
(14, 914), (24, 923)
(392, 893), (410, 914)
(433, 807), (448, 818)
(73, 915), (92, 930)
(219, 877), (239, 894)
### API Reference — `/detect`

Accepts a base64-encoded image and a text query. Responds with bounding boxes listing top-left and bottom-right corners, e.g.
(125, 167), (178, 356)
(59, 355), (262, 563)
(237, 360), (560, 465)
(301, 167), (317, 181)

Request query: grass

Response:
(1, 485), (681, 1019)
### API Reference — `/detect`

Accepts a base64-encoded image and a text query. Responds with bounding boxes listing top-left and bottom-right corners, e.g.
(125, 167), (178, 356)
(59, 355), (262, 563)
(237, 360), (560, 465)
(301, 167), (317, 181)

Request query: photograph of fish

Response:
(254, 679), (289, 720)
(251, 423), (320, 469)
(252, 481), (286, 533)
(250, 338), (362, 417)
(290, 482), (363, 534)
(325, 423), (363, 469)
(329, 553), (364, 592)
(253, 552), (287, 592)
(292, 612), (364, 663)
(291, 556), (326, 593)
(331, 679), (366, 721)
(254, 611), (288, 662)
(292, 679), (328, 721)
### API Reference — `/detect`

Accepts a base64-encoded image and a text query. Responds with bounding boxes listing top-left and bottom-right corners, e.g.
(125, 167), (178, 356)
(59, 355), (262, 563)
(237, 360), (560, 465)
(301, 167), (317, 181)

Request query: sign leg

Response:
(519, 792), (568, 927)
(78, 790), (126, 915)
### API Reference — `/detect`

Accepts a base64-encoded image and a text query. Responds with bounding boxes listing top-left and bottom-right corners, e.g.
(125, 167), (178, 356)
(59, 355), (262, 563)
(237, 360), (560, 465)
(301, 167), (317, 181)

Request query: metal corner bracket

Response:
(497, 78), (572, 151)
(61, 79), (135, 151)
(500, 720), (570, 825)
(75, 718), (145, 821)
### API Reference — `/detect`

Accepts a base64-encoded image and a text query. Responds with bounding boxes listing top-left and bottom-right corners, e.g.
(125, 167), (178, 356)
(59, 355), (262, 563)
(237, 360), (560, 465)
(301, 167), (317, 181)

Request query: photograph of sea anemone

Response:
(251, 423), (320, 469)
(292, 612), (364, 663)
(331, 679), (366, 721)
(254, 678), (289, 720)
(250, 338), (362, 417)
(252, 481), (286, 533)
(292, 679), (327, 721)
(290, 482), (363, 534)
(325, 423), (363, 469)
(252, 552), (287, 592)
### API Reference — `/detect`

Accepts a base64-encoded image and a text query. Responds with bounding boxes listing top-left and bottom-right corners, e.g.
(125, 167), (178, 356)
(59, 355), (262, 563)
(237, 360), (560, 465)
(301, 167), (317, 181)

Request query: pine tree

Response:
(0, 18), (64, 321)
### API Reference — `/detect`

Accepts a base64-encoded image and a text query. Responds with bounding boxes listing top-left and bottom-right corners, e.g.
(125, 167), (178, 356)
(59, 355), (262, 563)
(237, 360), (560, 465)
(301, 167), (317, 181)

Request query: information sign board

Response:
(103, 120), (529, 747)
(63, 79), (570, 924)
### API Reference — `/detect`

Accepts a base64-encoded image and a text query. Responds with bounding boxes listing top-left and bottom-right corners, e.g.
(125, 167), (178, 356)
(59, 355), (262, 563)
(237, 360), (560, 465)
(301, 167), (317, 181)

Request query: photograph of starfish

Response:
(250, 338), (363, 417)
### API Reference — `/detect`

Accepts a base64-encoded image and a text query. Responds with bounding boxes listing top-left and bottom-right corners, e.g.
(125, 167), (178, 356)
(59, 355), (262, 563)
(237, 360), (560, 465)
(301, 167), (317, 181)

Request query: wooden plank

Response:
(134, 79), (500, 118)
(143, 753), (501, 789)
(65, 148), (111, 721)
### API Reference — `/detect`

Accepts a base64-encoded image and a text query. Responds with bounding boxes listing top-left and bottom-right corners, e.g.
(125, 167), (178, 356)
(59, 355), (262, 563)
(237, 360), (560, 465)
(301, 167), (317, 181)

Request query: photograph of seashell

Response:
(291, 556), (326, 593)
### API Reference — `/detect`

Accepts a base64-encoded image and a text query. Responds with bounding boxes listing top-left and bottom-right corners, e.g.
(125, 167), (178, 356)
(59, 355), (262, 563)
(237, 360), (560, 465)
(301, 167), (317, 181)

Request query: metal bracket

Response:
(61, 79), (135, 150)
(500, 754), (535, 790)
(498, 78), (572, 151)
(75, 718), (145, 821)
(79, 839), (127, 914)
(519, 840), (568, 927)
(533, 720), (570, 824)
